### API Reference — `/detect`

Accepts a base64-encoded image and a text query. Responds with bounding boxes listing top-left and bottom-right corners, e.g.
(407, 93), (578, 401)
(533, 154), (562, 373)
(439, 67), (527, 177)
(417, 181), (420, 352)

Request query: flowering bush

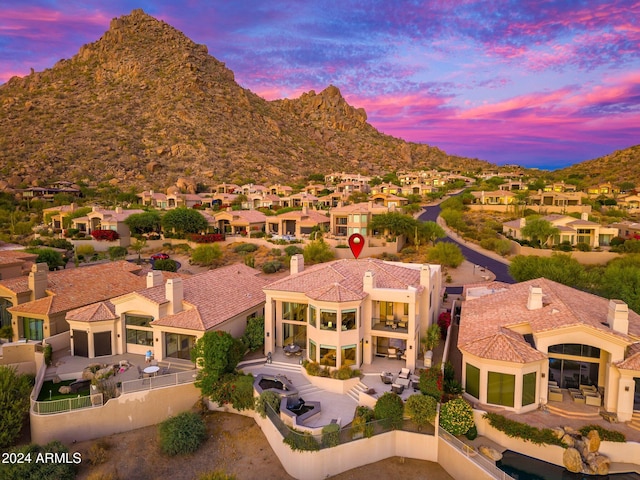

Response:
(419, 366), (443, 401)
(90, 229), (120, 241)
(438, 311), (451, 339)
(439, 398), (475, 436)
(188, 233), (225, 243)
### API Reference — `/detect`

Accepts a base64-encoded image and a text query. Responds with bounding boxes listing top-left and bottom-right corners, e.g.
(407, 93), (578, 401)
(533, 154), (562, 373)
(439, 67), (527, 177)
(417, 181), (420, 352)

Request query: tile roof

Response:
(146, 264), (267, 331)
(0, 250), (37, 265)
(459, 277), (640, 363)
(264, 258), (425, 300)
(7, 261), (146, 316)
(66, 301), (117, 322)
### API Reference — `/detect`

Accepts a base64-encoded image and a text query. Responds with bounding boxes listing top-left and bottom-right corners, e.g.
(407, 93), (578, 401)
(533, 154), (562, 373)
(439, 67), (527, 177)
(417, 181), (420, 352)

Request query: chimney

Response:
(302, 206), (308, 215)
(363, 271), (375, 293)
(581, 212), (588, 221)
(527, 286), (543, 310)
(28, 263), (49, 300)
(115, 206), (123, 214)
(607, 299), (628, 335)
(165, 278), (184, 315)
(290, 254), (304, 275)
(420, 264), (432, 291)
(146, 271), (163, 288)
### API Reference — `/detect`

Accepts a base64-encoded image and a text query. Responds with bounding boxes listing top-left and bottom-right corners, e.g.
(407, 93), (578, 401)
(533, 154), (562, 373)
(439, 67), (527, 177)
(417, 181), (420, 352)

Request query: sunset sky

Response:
(1, 1), (638, 170)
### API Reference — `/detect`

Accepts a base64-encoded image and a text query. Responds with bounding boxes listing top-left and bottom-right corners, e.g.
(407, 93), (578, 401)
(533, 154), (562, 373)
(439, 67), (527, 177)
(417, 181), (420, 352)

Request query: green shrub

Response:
(158, 412), (207, 456)
(262, 260), (283, 274)
(108, 246), (128, 260)
(418, 366), (443, 401)
(87, 439), (111, 465)
(43, 343), (52, 367)
(284, 245), (304, 256)
(233, 243), (258, 253)
(439, 398), (474, 436)
(76, 244), (95, 257)
(465, 424), (478, 440)
(332, 365), (356, 380)
(575, 242), (591, 252)
(242, 316), (264, 351)
(255, 390), (281, 418)
(283, 429), (319, 451)
(191, 244), (222, 266)
(153, 258), (178, 272)
(374, 392), (404, 429)
(208, 373), (255, 411)
(404, 394), (437, 429)
(304, 361), (322, 376)
(483, 412), (565, 446)
(321, 423), (340, 448)
(270, 248), (282, 256)
(578, 425), (625, 442)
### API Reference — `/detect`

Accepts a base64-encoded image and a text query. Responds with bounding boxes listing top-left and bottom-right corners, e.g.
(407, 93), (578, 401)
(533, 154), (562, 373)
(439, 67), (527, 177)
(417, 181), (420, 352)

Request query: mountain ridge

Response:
(0, 9), (492, 189)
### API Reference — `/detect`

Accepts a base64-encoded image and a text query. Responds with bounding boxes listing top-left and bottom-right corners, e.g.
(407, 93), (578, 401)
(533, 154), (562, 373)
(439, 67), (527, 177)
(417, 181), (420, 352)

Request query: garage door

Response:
(73, 330), (88, 357)
(94, 331), (112, 357)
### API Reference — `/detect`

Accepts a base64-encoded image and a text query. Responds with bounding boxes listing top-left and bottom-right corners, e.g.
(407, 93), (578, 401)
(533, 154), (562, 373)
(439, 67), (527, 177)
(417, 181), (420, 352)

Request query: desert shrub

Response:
(578, 425), (625, 442)
(48, 238), (74, 250)
(262, 260), (283, 274)
(332, 365), (356, 380)
(76, 244), (96, 257)
(158, 412), (207, 456)
(270, 248), (282, 256)
(439, 398), (475, 436)
(283, 429), (319, 451)
(108, 246), (128, 260)
(374, 392), (404, 429)
(483, 412), (565, 446)
(304, 361), (322, 376)
(87, 439), (111, 465)
(0, 366), (33, 448)
(284, 245), (304, 256)
(321, 423), (340, 448)
(255, 390), (281, 418)
(404, 394), (437, 428)
(86, 469), (120, 480)
(419, 366), (443, 401)
(197, 472), (238, 480)
(575, 242), (591, 252)
(0, 441), (77, 480)
(233, 243), (258, 253)
(65, 228), (79, 238)
(153, 258), (177, 272)
(303, 238), (335, 265)
(427, 242), (464, 267)
(191, 244), (222, 266)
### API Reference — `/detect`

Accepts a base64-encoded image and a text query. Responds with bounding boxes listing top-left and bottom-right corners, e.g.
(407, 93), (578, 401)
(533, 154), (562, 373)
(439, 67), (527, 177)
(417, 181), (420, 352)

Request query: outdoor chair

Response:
(380, 372), (394, 384)
(387, 347), (397, 359)
(161, 363), (171, 375)
(399, 368), (411, 379)
(391, 383), (404, 394)
(137, 365), (144, 379)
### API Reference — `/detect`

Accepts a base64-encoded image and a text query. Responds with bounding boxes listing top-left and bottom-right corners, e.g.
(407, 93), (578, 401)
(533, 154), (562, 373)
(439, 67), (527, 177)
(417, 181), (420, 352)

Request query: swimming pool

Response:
(496, 450), (640, 480)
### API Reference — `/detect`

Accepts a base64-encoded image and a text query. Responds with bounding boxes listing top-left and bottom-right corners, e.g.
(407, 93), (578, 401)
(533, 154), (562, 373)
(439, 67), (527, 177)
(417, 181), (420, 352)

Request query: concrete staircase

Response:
(347, 381), (369, 402)
(545, 402), (602, 421)
(262, 361), (303, 374)
(628, 411), (640, 432)
(296, 383), (324, 398)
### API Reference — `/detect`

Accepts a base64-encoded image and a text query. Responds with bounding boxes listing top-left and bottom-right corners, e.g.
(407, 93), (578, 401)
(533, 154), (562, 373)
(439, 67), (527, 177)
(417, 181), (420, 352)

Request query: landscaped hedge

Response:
(374, 392), (404, 429)
(188, 233), (225, 243)
(483, 412), (566, 446)
(91, 229), (120, 241)
(578, 424), (625, 442)
(158, 412), (207, 456)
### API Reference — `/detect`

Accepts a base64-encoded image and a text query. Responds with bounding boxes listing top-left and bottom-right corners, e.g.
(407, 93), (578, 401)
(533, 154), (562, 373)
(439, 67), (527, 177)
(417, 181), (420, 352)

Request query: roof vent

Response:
(527, 286), (543, 310)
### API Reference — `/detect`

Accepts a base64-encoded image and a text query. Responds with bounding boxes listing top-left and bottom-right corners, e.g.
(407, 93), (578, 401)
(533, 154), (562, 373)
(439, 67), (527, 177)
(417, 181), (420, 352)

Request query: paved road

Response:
(418, 204), (515, 284)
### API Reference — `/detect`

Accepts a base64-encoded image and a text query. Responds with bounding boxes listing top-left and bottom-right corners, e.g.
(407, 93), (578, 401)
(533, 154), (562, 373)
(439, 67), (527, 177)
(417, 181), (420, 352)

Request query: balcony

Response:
(371, 317), (408, 334)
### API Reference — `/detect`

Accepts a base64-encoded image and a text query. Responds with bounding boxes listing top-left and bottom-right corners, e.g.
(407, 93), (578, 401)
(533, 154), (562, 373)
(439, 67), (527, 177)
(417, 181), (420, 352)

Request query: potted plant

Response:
(421, 324), (441, 354)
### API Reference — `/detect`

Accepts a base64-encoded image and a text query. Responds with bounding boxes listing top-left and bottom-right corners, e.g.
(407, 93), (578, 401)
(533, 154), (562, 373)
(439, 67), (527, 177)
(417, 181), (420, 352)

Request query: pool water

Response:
(497, 450), (640, 480)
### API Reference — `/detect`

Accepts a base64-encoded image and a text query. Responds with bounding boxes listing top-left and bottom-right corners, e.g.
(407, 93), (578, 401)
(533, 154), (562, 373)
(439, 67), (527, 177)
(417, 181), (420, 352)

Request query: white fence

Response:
(120, 370), (196, 394)
(31, 393), (103, 415)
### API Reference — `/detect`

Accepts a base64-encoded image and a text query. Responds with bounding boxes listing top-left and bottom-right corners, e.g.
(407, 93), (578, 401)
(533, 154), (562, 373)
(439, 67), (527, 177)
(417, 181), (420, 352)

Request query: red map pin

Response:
(348, 233), (365, 259)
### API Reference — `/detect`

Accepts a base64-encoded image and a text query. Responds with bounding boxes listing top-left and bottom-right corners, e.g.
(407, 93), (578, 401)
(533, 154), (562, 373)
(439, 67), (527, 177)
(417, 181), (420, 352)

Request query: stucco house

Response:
(66, 264), (267, 361)
(212, 209), (267, 236)
(458, 278), (640, 421)
(263, 256), (442, 371)
(71, 206), (143, 247)
(266, 207), (330, 238)
(0, 261), (147, 342)
(502, 213), (618, 248)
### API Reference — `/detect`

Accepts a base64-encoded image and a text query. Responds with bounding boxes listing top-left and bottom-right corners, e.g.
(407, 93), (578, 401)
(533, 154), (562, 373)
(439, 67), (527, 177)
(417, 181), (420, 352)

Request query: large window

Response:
(341, 309), (356, 331)
(165, 333), (195, 360)
(283, 323), (306, 348)
(282, 302), (307, 322)
(341, 344), (356, 367)
(465, 363), (480, 399)
(548, 343), (600, 359)
(320, 345), (336, 367)
(320, 310), (337, 330)
(309, 340), (317, 363)
(379, 301), (394, 320)
(309, 305), (317, 328)
(487, 372), (515, 407)
(125, 314), (154, 346)
(0, 298), (12, 329)
(22, 317), (43, 341)
(522, 372), (536, 406)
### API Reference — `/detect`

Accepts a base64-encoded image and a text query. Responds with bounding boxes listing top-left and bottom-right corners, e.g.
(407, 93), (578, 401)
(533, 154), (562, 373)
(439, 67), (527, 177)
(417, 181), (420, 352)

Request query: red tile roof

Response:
(66, 301), (117, 322)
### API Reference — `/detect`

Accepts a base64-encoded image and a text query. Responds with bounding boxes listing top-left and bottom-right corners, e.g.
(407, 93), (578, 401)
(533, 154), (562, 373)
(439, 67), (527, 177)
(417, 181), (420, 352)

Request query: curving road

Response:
(418, 204), (515, 285)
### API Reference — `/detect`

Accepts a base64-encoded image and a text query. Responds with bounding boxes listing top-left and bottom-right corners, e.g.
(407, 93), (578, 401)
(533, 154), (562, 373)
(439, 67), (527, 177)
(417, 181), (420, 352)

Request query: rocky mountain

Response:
(548, 145), (640, 188)
(0, 9), (493, 190)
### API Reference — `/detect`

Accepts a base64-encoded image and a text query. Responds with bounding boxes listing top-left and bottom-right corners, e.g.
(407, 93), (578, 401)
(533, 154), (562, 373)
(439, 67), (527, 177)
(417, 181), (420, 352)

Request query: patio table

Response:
(143, 366), (160, 376)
